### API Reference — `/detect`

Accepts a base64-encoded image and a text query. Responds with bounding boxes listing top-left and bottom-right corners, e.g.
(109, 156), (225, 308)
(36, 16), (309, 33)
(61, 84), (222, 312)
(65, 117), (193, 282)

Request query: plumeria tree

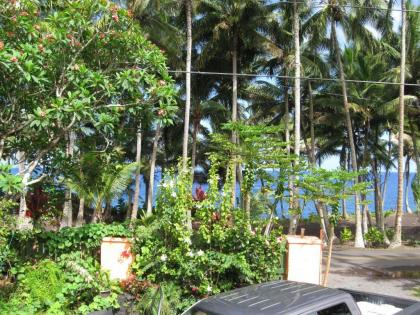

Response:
(0, 0), (177, 228)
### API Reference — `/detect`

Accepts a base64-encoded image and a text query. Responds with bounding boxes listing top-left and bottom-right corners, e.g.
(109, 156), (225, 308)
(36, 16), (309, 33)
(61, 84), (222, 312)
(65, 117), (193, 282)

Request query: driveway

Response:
(326, 247), (420, 300)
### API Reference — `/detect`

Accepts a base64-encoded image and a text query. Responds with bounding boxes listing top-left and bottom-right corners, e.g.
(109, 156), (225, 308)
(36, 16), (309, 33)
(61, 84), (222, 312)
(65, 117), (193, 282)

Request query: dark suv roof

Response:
(184, 280), (353, 315)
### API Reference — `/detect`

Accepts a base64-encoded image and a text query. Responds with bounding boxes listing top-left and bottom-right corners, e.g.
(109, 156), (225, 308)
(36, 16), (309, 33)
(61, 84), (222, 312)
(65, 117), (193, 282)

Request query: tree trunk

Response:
(61, 131), (75, 228)
(17, 151), (32, 229)
(409, 118), (419, 171)
(184, 1), (193, 229)
(75, 198), (85, 227)
(390, 0), (406, 248)
(322, 224), (335, 287)
(0, 138), (4, 160)
(405, 156), (412, 213)
(131, 124), (142, 223)
(308, 82), (315, 163)
(331, 20), (364, 248)
(231, 31), (238, 207)
(285, 76), (290, 154)
(126, 187), (133, 221)
(182, 0), (192, 172)
(146, 124), (160, 216)
(307, 83), (329, 240)
(244, 190), (251, 223)
(92, 203), (102, 223)
(236, 137), (244, 209)
(104, 201), (112, 222)
(373, 158), (390, 245)
(191, 119), (199, 181)
(288, 0), (301, 235)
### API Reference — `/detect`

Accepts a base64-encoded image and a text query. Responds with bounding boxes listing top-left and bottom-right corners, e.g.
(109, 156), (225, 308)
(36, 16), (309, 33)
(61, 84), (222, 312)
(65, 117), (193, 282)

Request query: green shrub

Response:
(365, 227), (384, 247)
(0, 199), (18, 274)
(132, 161), (286, 310)
(340, 227), (353, 242)
(10, 222), (131, 262)
(385, 227), (395, 241)
(22, 260), (65, 306)
(1, 253), (121, 314)
(384, 210), (395, 218)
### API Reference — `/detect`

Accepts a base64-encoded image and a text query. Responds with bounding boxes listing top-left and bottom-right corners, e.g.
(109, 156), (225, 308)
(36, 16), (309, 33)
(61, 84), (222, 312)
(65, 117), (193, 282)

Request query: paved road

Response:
(327, 247), (420, 300)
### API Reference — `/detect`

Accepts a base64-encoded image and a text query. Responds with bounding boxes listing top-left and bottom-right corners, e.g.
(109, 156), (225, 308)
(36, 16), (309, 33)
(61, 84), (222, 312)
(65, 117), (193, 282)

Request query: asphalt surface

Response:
(327, 247), (420, 300)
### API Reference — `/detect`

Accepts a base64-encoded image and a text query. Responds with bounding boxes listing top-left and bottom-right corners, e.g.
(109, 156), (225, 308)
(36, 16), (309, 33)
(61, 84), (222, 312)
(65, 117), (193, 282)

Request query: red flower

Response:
(10, 56), (18, 63)
(211, 212), (221, 222)
(121, 250), (131, 258)
(191, 286), (198, 293)
(25, 210), (33, 218)
(193, 186), (207, 201)
(112, 14), (119, 22)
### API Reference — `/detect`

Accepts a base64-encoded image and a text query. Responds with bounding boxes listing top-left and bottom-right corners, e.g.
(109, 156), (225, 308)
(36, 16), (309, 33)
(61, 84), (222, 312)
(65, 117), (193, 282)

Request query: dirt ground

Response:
(326, 246), (420, 301)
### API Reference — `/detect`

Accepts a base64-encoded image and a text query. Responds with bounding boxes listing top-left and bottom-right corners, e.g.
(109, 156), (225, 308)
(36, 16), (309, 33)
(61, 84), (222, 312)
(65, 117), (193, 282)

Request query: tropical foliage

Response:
(0, 0), (419, 313)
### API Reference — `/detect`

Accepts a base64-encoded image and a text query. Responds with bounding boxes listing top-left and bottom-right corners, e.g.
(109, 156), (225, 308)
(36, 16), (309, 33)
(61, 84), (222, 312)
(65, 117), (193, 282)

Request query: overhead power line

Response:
(277, 1), (420, 13)
(168, 70), (420, 88)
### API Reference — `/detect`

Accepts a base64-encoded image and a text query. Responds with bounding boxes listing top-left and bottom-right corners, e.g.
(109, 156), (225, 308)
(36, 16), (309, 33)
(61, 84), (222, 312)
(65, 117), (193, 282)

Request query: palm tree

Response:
(131, 122), (142, 223)
(195, 0), (275, 205)
(129, 0), (183, 68)
(146, 123), (160, 216)
(182, 0), (193, 172)
(303, 0), (389, 247)
(289, 0), (301, 235)
(67, 153), (137, 223)
(390, 0), (407, 248)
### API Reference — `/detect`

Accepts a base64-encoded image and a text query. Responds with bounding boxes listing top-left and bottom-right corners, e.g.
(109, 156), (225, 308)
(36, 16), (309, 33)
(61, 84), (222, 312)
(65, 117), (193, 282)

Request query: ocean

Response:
(134, 171), (418, 217)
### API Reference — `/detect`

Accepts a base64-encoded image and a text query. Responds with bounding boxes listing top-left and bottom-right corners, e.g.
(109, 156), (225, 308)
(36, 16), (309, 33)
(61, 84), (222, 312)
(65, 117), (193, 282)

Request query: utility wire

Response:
(277, 1), (420, 13)
(168, 70), (420, 88)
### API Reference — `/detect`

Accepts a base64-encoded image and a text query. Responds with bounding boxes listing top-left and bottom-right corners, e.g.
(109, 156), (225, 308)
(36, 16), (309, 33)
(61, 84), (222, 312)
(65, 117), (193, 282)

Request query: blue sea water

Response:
(133, 171), (417, 217)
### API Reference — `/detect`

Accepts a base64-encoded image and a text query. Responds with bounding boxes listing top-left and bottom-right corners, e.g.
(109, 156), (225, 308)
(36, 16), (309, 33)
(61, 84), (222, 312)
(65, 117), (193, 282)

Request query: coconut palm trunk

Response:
(61, 131), (75, 228)
(288, 0), (301, 235)
(231, 31), (238, 207)
(331, 20), (364, 248)
(284, 76), (290, 154)
(182, 0), (192, 171)
(131, 123), (142, 222)
(75, 198), (85, 227)
(191, 118), (199, 180)
(308, 82), (315, 164)
(391, 0), (406, 248)
(146, 124), (160, 216)
(404, 156), (412, 213)
(372, 156), (389, 244)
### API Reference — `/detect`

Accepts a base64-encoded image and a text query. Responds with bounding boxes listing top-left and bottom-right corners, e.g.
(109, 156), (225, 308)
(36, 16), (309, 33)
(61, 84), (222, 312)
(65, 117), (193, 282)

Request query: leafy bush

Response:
(0, 199), (18, 274)
(384, 210), (395, 218)
(365, 227), (384, 247)
(132, 161), (286, 312)
(340, 227), (353, 243)
(1, 253), (120, 314)
(386, 227), (395, 241)
(10, 223), (130, 262)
